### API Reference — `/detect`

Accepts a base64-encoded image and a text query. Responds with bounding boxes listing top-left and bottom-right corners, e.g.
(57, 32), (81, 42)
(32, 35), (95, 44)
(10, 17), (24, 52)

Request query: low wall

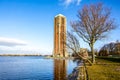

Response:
(68, 66), (80, 80)
(68, 65), (87, 80)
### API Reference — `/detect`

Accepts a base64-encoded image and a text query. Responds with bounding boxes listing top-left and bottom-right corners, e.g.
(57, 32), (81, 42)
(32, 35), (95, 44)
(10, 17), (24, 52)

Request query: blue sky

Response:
(0, 0), (120, 55)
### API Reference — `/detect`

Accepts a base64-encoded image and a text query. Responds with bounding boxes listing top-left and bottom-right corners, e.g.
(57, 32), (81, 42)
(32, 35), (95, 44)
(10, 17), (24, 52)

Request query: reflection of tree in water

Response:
(54, 59), (67, 80)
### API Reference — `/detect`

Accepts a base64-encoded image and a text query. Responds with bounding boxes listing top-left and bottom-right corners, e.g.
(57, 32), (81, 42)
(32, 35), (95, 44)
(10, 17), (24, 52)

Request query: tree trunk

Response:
(90, 43), (95, 63)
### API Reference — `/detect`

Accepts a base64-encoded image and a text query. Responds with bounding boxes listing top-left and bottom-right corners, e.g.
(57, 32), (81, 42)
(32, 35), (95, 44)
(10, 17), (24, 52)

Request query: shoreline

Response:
(44, 56), (75, 60)
(0, 54), (42, 56)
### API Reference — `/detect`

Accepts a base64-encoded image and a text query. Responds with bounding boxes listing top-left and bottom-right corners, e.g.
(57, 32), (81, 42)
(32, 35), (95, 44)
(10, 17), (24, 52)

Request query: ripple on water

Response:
(0, 56), (77, 80)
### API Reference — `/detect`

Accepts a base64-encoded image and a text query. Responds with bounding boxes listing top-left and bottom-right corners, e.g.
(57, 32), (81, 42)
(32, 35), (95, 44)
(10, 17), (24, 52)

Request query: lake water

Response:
(0, 56), (77, 80)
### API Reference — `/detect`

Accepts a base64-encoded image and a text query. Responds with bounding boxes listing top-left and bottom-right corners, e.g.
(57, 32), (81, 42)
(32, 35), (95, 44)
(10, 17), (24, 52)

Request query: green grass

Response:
(87, 57), (120, 80)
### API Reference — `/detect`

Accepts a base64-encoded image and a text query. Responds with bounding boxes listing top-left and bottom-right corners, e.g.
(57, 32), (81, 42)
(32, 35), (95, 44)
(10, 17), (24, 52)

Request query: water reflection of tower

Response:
(54, 59), (67, 80)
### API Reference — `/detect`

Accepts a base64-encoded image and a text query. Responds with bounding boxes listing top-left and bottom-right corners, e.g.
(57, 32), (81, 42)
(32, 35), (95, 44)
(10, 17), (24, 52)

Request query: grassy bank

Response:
(87, 57), (120, 80)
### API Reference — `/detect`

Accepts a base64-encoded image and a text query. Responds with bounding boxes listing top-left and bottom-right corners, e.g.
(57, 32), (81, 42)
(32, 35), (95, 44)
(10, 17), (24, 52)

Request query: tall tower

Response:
(53, 14), (67, 57)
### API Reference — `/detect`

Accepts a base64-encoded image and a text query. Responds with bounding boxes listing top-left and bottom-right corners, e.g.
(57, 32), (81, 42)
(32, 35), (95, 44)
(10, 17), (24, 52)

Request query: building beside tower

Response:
(53, 14), (68, 57)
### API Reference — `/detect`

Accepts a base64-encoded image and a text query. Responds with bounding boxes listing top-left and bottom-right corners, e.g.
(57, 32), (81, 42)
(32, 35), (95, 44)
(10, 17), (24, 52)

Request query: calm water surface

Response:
(0, 56), (77, 80)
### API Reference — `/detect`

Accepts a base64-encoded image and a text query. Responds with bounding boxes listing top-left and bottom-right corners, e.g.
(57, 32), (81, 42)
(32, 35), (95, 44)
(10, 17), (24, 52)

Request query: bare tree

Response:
(115, 40), (120, 55)
(66, 31), (92, 65)
(71, 3), (116, 63)
(66, 31), (80, 55)
(99, 41), (120, 56)
(99, 43), (110, 56)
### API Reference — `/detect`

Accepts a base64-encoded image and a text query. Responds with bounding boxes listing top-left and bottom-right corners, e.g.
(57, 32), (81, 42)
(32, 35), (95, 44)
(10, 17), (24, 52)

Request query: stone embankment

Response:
(68, 66), (87, 80)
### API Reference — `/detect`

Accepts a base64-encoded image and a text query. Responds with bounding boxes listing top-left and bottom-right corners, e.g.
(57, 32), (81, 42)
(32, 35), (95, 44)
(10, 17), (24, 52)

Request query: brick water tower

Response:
(53, 14), (68, 57)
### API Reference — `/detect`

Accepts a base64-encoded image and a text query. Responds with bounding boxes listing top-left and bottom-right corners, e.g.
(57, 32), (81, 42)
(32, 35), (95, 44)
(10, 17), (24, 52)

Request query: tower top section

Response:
(55, 14), (66, 18)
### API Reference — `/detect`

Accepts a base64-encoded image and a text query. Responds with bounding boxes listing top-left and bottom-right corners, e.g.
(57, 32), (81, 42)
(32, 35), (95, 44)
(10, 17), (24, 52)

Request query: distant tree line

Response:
(99, 40), (120, 56)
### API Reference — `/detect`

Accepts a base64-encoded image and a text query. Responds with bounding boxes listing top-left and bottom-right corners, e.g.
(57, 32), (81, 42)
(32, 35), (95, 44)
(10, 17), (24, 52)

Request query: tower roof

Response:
(55, 14), (65, 18)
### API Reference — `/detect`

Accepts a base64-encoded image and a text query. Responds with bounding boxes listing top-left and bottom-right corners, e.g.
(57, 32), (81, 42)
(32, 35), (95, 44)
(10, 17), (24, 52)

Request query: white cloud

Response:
(0, 46), (51, 55)
(60, 0), (82, 6)
(64, 0), (73, 6)
(0, 37), (52, 55)
(0, 37), (27, 47)
(77, 0), (82, 5)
